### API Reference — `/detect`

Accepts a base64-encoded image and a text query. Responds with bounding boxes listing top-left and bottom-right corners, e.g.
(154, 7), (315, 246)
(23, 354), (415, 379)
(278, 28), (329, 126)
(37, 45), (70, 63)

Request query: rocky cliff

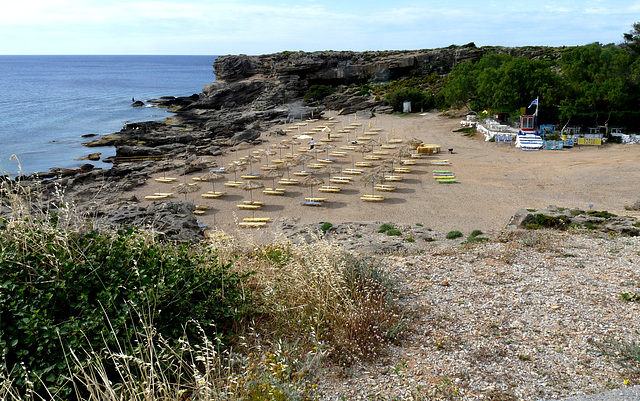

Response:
(171, 46), (560, 136)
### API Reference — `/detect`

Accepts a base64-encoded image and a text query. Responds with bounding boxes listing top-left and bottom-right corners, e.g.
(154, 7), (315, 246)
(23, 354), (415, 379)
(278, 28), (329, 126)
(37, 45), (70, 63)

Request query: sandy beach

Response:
(127, 111), (640, 240)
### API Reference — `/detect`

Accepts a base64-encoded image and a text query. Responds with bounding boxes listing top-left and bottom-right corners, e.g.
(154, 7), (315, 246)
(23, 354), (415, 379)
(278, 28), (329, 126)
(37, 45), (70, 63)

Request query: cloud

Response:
(1, 0), (638, 54)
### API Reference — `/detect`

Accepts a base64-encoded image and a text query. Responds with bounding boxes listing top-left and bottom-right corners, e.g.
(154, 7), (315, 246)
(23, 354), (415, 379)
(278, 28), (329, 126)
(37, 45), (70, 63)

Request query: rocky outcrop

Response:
(105, 200), (203, 243)
(508, 206), (640, 236)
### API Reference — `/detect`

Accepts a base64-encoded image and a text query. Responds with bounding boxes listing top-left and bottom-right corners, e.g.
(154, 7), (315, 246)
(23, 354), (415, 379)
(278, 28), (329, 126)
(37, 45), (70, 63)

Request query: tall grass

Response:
(1, 179), (405, 399)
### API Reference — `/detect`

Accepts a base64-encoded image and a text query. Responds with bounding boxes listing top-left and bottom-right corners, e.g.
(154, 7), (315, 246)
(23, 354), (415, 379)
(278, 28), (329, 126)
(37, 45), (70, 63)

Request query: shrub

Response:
(587, 210), (617, 219)
(465, 229), (489, 244)
(378, 223), (394, 233)
(525, 213), (570, 230)
(357, 84), (374, 96)
(0, 221), (252, 397)
(584, 222), (598, 230)
(446, 230), (463, 239)
(385, 88), (435, 112)
(405, 237), (415, 243)
(321, 221), (333, 233)
(386, 229), (402, 236)
(237, 242), (404, 365)
(304, 84), (334, 103)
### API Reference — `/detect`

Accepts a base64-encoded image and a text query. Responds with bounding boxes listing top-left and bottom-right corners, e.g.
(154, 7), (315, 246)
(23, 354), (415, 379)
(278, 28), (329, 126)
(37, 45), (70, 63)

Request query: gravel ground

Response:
(316, 229), (640, 400)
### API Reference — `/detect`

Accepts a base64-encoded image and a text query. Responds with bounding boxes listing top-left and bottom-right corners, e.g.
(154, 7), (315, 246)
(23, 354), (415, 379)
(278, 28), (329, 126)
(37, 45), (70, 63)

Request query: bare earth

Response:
(129, 110), (640, 239)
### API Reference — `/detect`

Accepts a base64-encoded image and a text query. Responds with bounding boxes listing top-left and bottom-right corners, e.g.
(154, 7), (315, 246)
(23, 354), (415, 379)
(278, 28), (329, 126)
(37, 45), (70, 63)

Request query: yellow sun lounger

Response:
(361, 194), (385, 202)
(318, 186), (341, 193)
(154, 177), (176, 183)
(238, 221), (267, 228)
(243, 217), (270, 222)
(374, 184), (396, 192)
(236, 204), (261, 210)
(394, 167), (411, 173)
(201, 192), (225, 199)
(145, 195), (170, 201)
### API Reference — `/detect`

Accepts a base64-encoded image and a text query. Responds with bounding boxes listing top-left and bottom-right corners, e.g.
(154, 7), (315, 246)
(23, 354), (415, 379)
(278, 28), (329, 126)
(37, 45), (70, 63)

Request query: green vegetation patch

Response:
(0, 222), (252, 397)
(304, 84), (334, 103)
(525, 213), (571, 230)
(446, 230), (463, 239)
(321, 221), (333, 233)
(587, 210), (617, 219)
(465, 229), (490, 244)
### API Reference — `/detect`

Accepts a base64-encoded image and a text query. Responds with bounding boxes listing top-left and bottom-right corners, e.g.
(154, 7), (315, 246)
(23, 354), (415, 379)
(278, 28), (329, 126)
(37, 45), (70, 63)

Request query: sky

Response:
(1, 0), (639, 55)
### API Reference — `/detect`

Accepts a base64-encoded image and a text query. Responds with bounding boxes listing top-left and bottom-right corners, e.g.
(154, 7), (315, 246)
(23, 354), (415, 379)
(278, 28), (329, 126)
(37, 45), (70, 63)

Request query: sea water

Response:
(0, 55), (215, 175)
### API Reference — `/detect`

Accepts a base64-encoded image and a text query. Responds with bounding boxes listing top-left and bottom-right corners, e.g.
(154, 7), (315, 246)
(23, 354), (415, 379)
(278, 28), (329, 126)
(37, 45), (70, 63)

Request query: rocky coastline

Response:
(1, 46), (626, 243)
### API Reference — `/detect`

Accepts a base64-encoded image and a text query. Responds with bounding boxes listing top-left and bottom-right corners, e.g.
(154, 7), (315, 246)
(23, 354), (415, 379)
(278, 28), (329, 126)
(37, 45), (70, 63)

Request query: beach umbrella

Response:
(301, 175), (324, 198)
(176, 182), (200, 201)
(393, 145), (413, 159)
(382, 156), (402, 172)
(226, 162), (246, 182)
(361, 171), (385, 196)
(240, 180), (264, 203)
(355, 143), (373, 162)
(277, 159), (299, 181)
(274, 143), (289, 159)
(318, 165), (340, 181)
(407, 137), (423, 149)
(245, 155), (261, 175)
(259, 148), (278, 165)
(322, 143), (336, 159)
(295, 153), (314, 171)
(206, 171), (224, 192)
(261, 168), (284, 188)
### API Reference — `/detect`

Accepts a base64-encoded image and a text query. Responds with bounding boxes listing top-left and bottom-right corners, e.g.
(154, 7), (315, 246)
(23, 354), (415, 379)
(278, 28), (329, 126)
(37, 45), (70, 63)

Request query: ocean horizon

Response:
(0, 55), (216, 176)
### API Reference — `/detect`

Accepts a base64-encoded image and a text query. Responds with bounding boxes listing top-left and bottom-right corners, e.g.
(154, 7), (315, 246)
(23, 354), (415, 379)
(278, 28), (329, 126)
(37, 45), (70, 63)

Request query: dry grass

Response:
(1, 180), (405, 400)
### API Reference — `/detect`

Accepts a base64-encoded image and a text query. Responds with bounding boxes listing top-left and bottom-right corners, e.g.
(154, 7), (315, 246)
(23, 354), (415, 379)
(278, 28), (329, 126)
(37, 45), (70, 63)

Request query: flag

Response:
(528, 98), (538, 108)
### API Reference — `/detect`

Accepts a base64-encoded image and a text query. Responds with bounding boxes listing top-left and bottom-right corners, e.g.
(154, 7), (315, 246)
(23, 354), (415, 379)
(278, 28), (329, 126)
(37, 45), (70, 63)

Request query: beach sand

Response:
(125, 111), (640, 241)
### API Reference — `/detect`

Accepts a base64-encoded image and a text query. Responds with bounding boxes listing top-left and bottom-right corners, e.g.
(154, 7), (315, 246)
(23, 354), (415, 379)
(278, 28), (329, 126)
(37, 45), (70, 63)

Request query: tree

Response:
(623, 22), (640, 55)
(559, 43), (637, 127)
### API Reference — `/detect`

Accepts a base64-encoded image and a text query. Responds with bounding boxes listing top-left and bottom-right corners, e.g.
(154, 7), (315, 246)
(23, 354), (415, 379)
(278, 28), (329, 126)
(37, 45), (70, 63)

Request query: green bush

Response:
(304, 84), (334, 103)
(378, 223), (394, 233)
(446, 230), (463, 239)
(386, 229), (402, 236)
(321, 221), (333, 233)
(0, 222), (252, 397)
(525, 214), (571, 230)
(465, 230), (489, 244)
(385, 88), (435, 112)
(584, 222), (598, 230)
(587, 210), (617, 219)
(405, 237), (415, 243)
